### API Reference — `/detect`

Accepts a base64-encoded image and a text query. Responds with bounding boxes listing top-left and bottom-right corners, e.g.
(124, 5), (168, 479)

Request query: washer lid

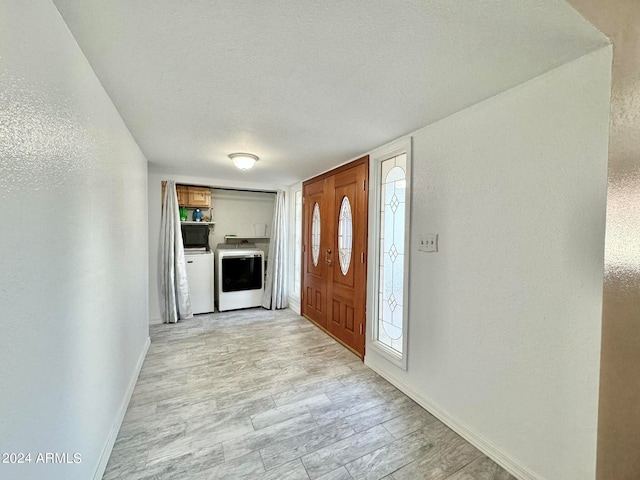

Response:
(185, 249), (212, 255)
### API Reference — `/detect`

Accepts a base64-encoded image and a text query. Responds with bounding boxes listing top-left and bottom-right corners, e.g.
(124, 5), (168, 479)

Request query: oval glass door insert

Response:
(338, 196), (353, 275)
(311, 202), (321, 266)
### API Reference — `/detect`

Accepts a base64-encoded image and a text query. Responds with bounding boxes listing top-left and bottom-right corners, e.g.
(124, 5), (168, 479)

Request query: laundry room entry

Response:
(205, 188), (275, 312)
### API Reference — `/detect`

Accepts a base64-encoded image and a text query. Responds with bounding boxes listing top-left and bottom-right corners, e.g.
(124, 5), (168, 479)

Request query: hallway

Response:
(104, 309), (513, 479)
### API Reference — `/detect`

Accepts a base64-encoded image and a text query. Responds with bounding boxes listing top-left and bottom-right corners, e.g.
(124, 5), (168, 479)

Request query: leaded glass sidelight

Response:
(311, 202), (321, 267)
(378, 154), (407, 354)
(338, 196), (353, 275)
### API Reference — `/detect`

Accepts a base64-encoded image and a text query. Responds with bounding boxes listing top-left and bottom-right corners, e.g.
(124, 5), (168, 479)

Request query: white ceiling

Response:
(52, 0), (607, 186)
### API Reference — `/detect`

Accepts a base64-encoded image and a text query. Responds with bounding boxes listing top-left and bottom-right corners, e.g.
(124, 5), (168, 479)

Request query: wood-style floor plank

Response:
(103, 308), (514, 480)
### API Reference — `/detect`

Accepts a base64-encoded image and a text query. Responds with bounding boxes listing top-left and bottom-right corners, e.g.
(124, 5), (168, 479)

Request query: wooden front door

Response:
(302, 156), (368, 357)
(302, 177), (329, 329)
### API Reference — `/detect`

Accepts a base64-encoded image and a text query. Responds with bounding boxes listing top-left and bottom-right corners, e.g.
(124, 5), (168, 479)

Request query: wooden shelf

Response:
(182, 221), (216, 225)
(224, 235), (269, 241)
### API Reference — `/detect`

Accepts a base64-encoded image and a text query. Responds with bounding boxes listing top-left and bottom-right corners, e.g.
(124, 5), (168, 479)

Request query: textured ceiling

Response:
(52, 0), (608, 185)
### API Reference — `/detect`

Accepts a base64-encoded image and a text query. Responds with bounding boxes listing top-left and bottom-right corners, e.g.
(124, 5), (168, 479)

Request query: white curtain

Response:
(263, 190), (288, 309)
(159, 181), (193, 323)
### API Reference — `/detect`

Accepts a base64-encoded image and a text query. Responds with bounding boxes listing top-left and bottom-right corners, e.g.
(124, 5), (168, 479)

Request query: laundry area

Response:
(165, 184), (277, 314)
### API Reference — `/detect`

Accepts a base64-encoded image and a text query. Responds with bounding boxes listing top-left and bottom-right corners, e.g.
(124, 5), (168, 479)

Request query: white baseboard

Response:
(149, 316), (162, 325)
(364, 353), (538, 480)
(288, 296), (301, 315)
(93, 336), (150, 480)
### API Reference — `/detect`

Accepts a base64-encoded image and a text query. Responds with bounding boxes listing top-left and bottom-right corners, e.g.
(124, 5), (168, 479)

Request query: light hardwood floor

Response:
(104, 308), (515, 479)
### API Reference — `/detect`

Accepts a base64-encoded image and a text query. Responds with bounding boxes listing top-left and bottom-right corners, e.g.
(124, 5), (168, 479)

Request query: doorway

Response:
(301, 156), (369, 357)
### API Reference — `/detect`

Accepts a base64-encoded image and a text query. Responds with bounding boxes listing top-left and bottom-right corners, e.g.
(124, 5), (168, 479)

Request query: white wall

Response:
(209, 188), (275, 253)
(0, 2), (149, 480)
(365, 46), (612, 480)
(148, 170), (288, 322)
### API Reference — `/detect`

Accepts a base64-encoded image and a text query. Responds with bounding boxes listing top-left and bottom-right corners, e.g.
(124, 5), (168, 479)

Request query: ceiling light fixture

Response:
(229, 153), (258, 170)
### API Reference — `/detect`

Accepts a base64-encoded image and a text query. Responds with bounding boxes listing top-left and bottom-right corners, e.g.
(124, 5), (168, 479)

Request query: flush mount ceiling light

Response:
(229, 153), (259, 170)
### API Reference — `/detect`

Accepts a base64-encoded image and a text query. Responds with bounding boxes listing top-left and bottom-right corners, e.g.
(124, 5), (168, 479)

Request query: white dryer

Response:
(215, 244), (264, 311)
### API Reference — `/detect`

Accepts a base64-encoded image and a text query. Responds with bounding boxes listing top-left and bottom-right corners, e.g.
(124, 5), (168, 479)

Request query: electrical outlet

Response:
(419, 233), (438, 252)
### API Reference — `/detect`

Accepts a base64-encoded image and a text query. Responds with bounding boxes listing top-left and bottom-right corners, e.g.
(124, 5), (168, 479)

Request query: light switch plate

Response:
(419, 233), (438, 252)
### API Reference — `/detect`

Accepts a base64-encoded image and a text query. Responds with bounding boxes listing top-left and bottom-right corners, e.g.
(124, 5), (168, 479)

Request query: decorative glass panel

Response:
(378, 156), (406, 354)
(311, 202), (321, 267)
(337, 196), (353, 275)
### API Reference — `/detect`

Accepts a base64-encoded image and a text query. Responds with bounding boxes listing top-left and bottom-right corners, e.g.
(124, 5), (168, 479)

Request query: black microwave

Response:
(181, 224), (210, 250)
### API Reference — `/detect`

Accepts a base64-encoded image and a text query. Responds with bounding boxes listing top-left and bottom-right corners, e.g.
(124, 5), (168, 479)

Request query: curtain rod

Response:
(163, 180), (279, 195)
(212, 187), (278, 195)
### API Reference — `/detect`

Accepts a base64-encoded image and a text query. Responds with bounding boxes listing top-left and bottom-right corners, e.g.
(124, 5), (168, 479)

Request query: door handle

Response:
(326, 249), (332, 265)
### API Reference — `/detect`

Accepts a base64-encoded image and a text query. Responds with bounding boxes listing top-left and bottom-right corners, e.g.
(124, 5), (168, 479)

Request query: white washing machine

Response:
(215, 244), (264, 311)
(184, 250), (215, 314)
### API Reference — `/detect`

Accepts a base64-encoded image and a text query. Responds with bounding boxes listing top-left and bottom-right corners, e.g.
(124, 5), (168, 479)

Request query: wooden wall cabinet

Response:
(162, 183), (211, 208)
(176, 185), (189, 206)
(186, 186), (210, 207)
